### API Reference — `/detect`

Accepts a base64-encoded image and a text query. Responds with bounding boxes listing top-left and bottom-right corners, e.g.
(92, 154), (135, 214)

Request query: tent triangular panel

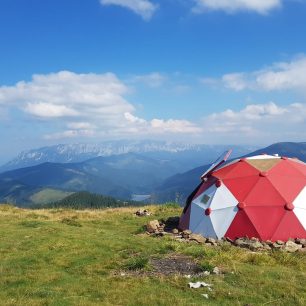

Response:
(244, 206), (286, 241)
(244, 177), (286, 207)
(223, 175), (260, 202)
(192, 184), (217, 208)
(294, 208), (306, 230)
(210, 207), (238, 239)
(225, 210), (261, 240)
(271, 212), (306, 241)
(209, 184), (238, 210)
(179, 204), (191, 230)
(293, 186), (306, 209)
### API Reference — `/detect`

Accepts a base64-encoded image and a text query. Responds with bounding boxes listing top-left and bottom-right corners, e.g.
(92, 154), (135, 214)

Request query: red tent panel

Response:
(193, 177), (217, 199)
(267, 175), (306, 204)
(225, 210), (261, 240)
(287, 159), (306, 176)
(214, 160), (259, 180)
(244, 177), (286, 207)
(271, 211), (306, 241)
(223, 175), (260, 203)
(244, 207), (286, 241)
(269, 159), (306, 178)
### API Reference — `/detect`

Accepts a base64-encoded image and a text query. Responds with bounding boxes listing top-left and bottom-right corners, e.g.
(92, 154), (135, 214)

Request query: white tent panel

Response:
(189, 203), (217, 238)
(293, 186), (306, 209)
(294, 208), (306, 230)
(192, 184), (217, 209)
(210, 206), (239, 239)
(189, 202), (206, 231)
(215, 158), (240, 172)
(247, 155), (280, 160)
(209, 184), (238, 210)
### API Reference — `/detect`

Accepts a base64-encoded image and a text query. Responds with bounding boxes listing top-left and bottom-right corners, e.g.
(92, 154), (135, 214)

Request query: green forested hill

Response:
(38, 191), (143, 209)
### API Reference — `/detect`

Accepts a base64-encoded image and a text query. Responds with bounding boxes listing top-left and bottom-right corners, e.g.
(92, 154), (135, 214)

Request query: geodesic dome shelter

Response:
(179, 154), (306, 241)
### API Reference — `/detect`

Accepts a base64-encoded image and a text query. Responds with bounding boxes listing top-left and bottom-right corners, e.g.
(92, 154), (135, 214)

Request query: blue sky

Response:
(0, 0), (306, 162)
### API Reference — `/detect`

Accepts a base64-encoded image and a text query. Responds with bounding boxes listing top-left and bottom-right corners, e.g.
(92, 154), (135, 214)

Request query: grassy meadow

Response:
(0, 204), (305, 305)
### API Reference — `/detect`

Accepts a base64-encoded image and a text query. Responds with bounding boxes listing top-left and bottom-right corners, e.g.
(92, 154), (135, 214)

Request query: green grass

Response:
(29, 188), (73, 205)
(0, 204), (305, 305)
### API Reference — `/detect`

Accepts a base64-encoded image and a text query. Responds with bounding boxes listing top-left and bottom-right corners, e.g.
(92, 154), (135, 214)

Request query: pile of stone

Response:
(145, 218), (306, 253)
(146, 220), (165, 233)
(135, 209), (151, 217)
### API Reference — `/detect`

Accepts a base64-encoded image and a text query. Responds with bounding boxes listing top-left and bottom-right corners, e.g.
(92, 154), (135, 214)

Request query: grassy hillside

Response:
(37, 191), (144, 209)
(0, 204), (305, 305)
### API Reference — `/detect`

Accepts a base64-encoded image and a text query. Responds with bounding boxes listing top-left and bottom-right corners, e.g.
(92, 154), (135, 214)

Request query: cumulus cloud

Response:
(202, 56), (306, 94)
(0, 71), (199, 140)
(100, 0), (158, 20)
(193, 0), (282, 14)
(202, 102), (306, 142)
(24, 102), (79, 118)
(124, 112), (201, 134)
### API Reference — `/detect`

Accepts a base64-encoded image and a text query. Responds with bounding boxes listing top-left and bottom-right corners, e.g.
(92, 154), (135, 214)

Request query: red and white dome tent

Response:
(179, 150), (306, 241)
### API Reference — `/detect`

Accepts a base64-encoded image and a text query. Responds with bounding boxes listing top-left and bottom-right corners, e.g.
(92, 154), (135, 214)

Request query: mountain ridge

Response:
(0, 140), (257, 173)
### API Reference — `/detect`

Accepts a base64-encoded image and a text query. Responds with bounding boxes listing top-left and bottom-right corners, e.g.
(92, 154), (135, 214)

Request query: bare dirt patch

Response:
(150, 254), (202, 276)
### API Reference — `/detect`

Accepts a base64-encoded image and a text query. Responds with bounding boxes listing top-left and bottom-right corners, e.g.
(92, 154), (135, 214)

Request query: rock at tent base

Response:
(284, 241), (302, 253)
(189, 234), (206, 244)
(146, 220), (160, 233)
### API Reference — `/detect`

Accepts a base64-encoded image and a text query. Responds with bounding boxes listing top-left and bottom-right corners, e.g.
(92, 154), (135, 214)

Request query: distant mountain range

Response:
(153, 142), (306, 204)
(0, 141), (256, 206)
(2, 141), (305, 207)
(0, 140), (257, 172)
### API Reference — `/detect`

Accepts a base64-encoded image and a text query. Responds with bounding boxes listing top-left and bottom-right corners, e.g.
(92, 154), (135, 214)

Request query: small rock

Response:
(276, 240), (284, 245)
(234, 238), (250, 248)
(189, 234), (206, 244)
(172, 228), (179, 234)
(226, 237), (234, 244)
(261, 243), (272, 251)
(212, 267), (220, 275)
(206, 237), (217, 245)
(182, 229), (192, 239)
(298, 247), (306, 253)
(272, 242), (283, 249)
(295, 238), (306, 246)
(265, 240), (273, 246)
(135, 209), (151, 216)
(146, 220), (160, 233)
(284, 241), (302, 253)
(183, 229), (192, 235)
(201, 294), (209, 299)
(249, 241), (263, 251)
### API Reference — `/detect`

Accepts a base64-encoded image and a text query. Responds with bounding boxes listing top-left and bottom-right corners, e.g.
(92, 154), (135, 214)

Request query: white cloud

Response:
(0, 71), (199, 140)
(255, 57), (306, 91)
(24, 102), (79, 118)
(100, 0), (158, 20)
(44, 129), (95, 140)
(222, 73), (249, 91)
(132, 72), (167, 87)
(67, 122), (96, 130)
(193, 0), (282, 14)
(124, 112), (201, 134)
(204, 56), (306, 94)
(202, 102), (306, 143)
